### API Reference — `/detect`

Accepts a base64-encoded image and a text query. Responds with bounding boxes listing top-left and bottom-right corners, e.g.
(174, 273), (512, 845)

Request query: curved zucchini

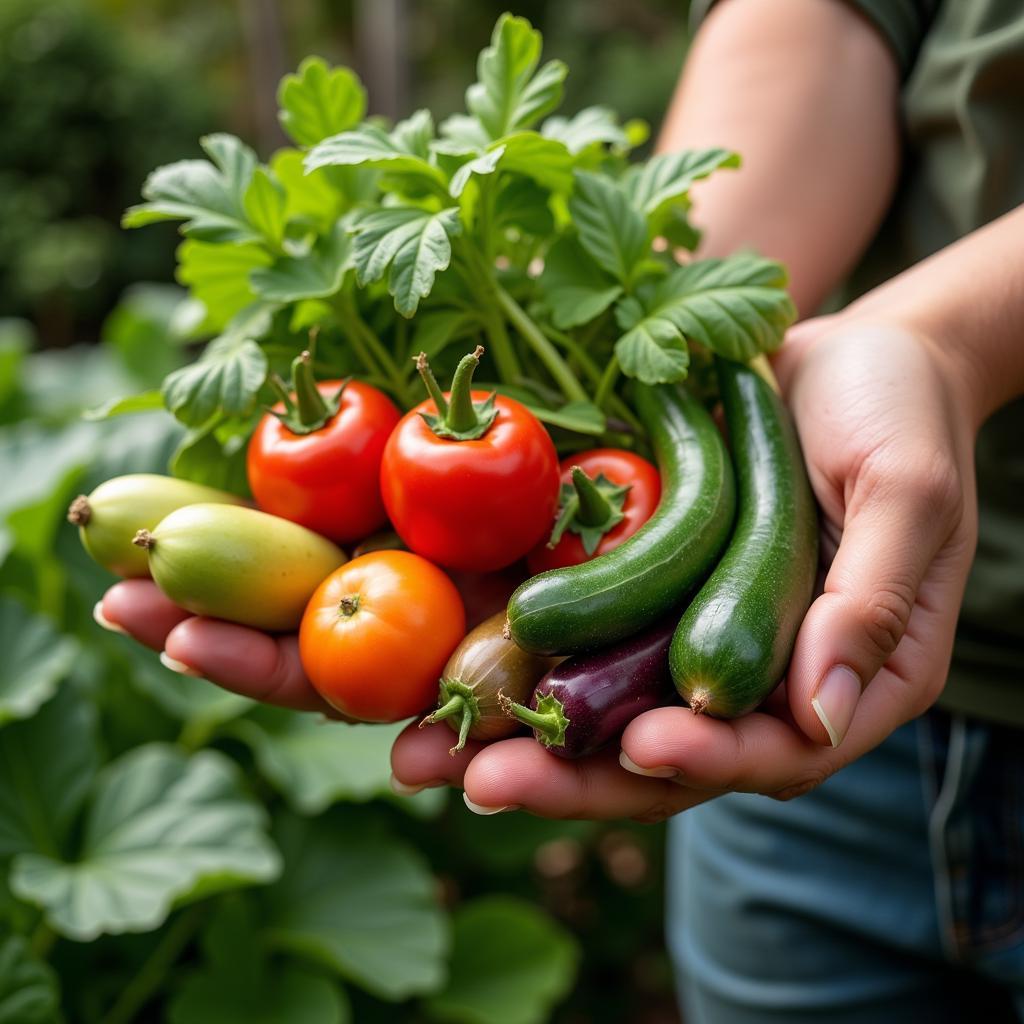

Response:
(670, 358), (818, 717)
(506, 385), (735, 656)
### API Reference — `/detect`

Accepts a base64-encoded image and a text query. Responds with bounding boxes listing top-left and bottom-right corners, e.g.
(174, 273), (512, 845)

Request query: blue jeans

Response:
(667, 709), (1024, 1022)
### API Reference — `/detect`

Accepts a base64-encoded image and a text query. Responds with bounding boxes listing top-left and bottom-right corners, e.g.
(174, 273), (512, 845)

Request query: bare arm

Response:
(658, 0), (902, 315)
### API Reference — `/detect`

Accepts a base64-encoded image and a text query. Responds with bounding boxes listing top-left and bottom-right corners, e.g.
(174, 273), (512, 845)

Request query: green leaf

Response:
(493, 178), (554, 236)
(123, 134), (260, 243)
(270, 149), (349, 234)
(569, 171), (646, 285)
(305, 111), (446, 189)
(0, 598), (76, 727)
(0, 687), (99, 860)
(494, 133), (572, 194)
(527, 399), (606, 436)
(162, 305), (272, 426)
(84, 390), (164, 420)
(251, 222), (350, 303)
(350, 206), (462, 317)
(439, 114), (491, 152)
(615, 255), (795, 381)
(243, 168), (287, 248)
(169, 414), (255, 496)
(0, 934), (59, 1024)
(170, 899), (350, 1024)
(449, 146), (506, 198)
(262, 814), (447, 1000)
(177, 240), (273, 331)
(541, 106), (628, 154)
(425, 897), (578, 1024)
(278, 56), (366, 148)
(11, 744), (281, 940)
(412, 309), (479, 359)
(466, 14), (567, 141)
(539, 236), (622, 329)
(624, 148), (740, 222)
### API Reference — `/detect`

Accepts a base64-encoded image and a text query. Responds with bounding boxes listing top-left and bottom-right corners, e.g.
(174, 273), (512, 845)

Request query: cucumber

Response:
(67, 474), (245, 578)
(670, 358), (818, 717)
(506, 385), (735, 656)
(134, 503), (346, 631)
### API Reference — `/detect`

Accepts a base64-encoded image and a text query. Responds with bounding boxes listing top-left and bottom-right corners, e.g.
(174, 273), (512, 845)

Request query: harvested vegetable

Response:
(670, 358), (818, 717)
(247, 349), (400, 543)
(422, 612), (560, 753)
(526, 449), (660, 574)
(506, 384), (735, 656)
(300, 550), (466, 723)
(501, 619), (677, 759)
(380, 347), (560, 572)
(67, 474), (245, 578)
(132, 503), (345, 630)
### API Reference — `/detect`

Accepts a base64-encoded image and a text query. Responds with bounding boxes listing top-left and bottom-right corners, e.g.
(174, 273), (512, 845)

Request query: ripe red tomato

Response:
(381, 390), (560, 572)
(247, 379), (400, 544)
(527, 449), (660, 574)
(299, 550), (466, 723)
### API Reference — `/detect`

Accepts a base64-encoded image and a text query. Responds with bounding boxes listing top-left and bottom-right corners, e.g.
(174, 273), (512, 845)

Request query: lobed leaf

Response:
(539, 236), (621, 329)
(569, 171), (646, 286)
(0, 934), (59, 1024)
(251, 222), (351, 303)
(278, 56), (367, 148)
(541, 106), (628, 154)
(176, 239), (273, 331)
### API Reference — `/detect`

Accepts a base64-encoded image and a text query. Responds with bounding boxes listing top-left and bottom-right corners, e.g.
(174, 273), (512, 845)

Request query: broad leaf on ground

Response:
(170, 898), (349, 1024)
(0, 934), (59, 1024)
(10, 745), (281, 940)
(350, 206), (462, 317)
(466, 14), (567, 141)
(539, 236), (622, 329)
(123, 134), (260, 244)
(425, 897), (579, 1024)
(569, 171), (646, 286)
(262, 814), (447, 1000)
(278, 57), (366, 148)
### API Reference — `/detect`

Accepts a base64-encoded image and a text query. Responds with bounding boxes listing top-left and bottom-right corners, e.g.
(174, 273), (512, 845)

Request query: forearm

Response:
(842, 204), (1024, 426)
(658, 0), (902, 315)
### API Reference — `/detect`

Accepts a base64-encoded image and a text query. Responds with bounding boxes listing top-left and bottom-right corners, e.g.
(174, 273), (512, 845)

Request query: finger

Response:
(786, 452), (966, 748)
(390, 720), (484, 792)
(462, 739), (709, 821)
(163, 617), (335, 714)
(99, 580), (190, 651)
(621, 705), (834, 799)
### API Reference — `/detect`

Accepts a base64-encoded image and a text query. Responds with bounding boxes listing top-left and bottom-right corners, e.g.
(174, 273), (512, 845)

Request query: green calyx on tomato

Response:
(415, 345), (498, 441)
(421, 678), (482, 755)
(268, 348), (347, 435)
(548, 467), (632, 555)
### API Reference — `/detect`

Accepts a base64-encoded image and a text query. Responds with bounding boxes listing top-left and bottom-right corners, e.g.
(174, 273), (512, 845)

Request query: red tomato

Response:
(247, 379), (400, 544)
(380, 390), (560, 571)
(299, 550), (466, 722)
(527, 449), (660, 574)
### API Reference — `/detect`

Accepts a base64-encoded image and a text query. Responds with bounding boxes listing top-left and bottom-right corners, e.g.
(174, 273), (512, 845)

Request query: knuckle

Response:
(630, 802), (677, 824)
(769, 768), (831, 802)
(907, 460), (964, 530)
(860, 583), (915, 657)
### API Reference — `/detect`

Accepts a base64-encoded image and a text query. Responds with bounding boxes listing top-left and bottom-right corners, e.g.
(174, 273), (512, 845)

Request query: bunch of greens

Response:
(115, 12), (795, 491)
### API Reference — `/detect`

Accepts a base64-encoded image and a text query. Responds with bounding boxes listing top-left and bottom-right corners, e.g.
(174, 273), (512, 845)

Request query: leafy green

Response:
(11, 744), (281, 940)
(243, 168), (287, 249)
(0, 934), (59, 1024)
(541, 106), (628, 154)
(278, 56), (366, 148)
(569, 171), (646, 285)
(540, 236), (622, 329)
(251, 222), (351, 303)
(624, 148), (740, 227)
(176, 240), (273, 330)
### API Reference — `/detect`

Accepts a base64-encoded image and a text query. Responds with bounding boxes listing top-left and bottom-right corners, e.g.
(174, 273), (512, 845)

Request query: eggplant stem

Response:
(498, 691), (568, 748)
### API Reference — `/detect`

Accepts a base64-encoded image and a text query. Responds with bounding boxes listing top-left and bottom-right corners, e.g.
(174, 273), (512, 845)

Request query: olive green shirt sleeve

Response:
(688, 0), (939, 79)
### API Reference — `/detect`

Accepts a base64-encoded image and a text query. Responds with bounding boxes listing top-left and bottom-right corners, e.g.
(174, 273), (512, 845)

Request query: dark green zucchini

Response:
(506, 384), (736, 656)
(670, 358), (818, 717)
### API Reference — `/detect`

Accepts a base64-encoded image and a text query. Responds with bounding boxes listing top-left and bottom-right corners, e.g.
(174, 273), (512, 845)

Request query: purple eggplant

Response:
(499, 619), (679, 759)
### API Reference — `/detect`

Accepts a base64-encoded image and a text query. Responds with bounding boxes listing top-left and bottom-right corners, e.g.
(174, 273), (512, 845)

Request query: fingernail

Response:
(389, 774), (444, 796)
(159, 651), (202, 678)
(93, 601), (127, 635)
(811, 665), (862, 748)
(463, 794), (518, 815)
(619, 751), (679, 779)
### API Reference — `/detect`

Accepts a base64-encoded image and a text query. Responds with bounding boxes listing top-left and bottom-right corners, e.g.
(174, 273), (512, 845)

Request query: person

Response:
(97, 0), (1024, 1018)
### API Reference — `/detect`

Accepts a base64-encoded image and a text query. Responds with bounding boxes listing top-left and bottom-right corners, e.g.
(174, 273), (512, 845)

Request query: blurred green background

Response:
(0, 1), (693, 1021)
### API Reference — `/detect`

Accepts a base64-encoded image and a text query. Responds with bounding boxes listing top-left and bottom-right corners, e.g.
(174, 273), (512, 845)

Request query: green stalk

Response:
(446, 347), (485, 433)
(494, 286), (588, 403)
(337, 295), (411, 406)
(482, 308), (523, 384)
(594, 355), (620, 411)
(457, 246), (522, 383)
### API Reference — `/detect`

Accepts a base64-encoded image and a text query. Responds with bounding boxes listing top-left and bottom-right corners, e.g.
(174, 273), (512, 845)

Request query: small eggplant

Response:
(500, 620), (678, 759)
(422, 612), (559, 754)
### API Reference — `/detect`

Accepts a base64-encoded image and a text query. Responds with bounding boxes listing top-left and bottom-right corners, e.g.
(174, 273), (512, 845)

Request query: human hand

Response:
(392, 317), (979, 818)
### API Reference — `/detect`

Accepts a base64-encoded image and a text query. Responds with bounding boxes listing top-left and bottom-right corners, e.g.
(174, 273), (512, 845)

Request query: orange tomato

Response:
(299, 550), (466, 723)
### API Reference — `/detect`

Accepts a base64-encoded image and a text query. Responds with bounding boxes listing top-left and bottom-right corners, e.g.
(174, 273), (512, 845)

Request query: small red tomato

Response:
(381, 347), (559, 572)
(247, 352), (400, 544)
(527, 449), (661, 574)
(299, 550), (466, 723)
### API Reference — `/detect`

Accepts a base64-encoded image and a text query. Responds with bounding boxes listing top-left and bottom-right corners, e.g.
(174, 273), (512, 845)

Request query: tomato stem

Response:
(415, 351), (450, 418)
(416, 347), (498, 441)
(547, 469), (630, 553)
(446, 346), (485, 433)
(339, 595), (360, 617)
(292, 351), (332, 425)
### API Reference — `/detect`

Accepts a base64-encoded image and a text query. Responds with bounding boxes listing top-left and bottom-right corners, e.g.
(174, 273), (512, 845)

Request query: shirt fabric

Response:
(691, 0), (1024, 726)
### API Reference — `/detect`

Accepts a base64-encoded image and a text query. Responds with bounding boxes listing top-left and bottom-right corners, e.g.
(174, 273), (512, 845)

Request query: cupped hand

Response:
(393, 316), (980, 819)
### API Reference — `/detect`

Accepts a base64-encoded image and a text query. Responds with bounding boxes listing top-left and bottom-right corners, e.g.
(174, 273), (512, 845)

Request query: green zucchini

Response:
(670, 358), (818, 717)
(506, 385), (736, 656)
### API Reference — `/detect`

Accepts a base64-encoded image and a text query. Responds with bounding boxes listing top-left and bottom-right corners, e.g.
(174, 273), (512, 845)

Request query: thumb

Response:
(786, 457), (962, 748)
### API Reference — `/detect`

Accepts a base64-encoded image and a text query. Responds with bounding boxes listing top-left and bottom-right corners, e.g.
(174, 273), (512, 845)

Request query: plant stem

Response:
(594, 355), (620, 411)
(99, 905), (206, 1024)
(494, 286), (588, 403)
(336, 295), (411, 406)
(482, 309), (523, 384)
